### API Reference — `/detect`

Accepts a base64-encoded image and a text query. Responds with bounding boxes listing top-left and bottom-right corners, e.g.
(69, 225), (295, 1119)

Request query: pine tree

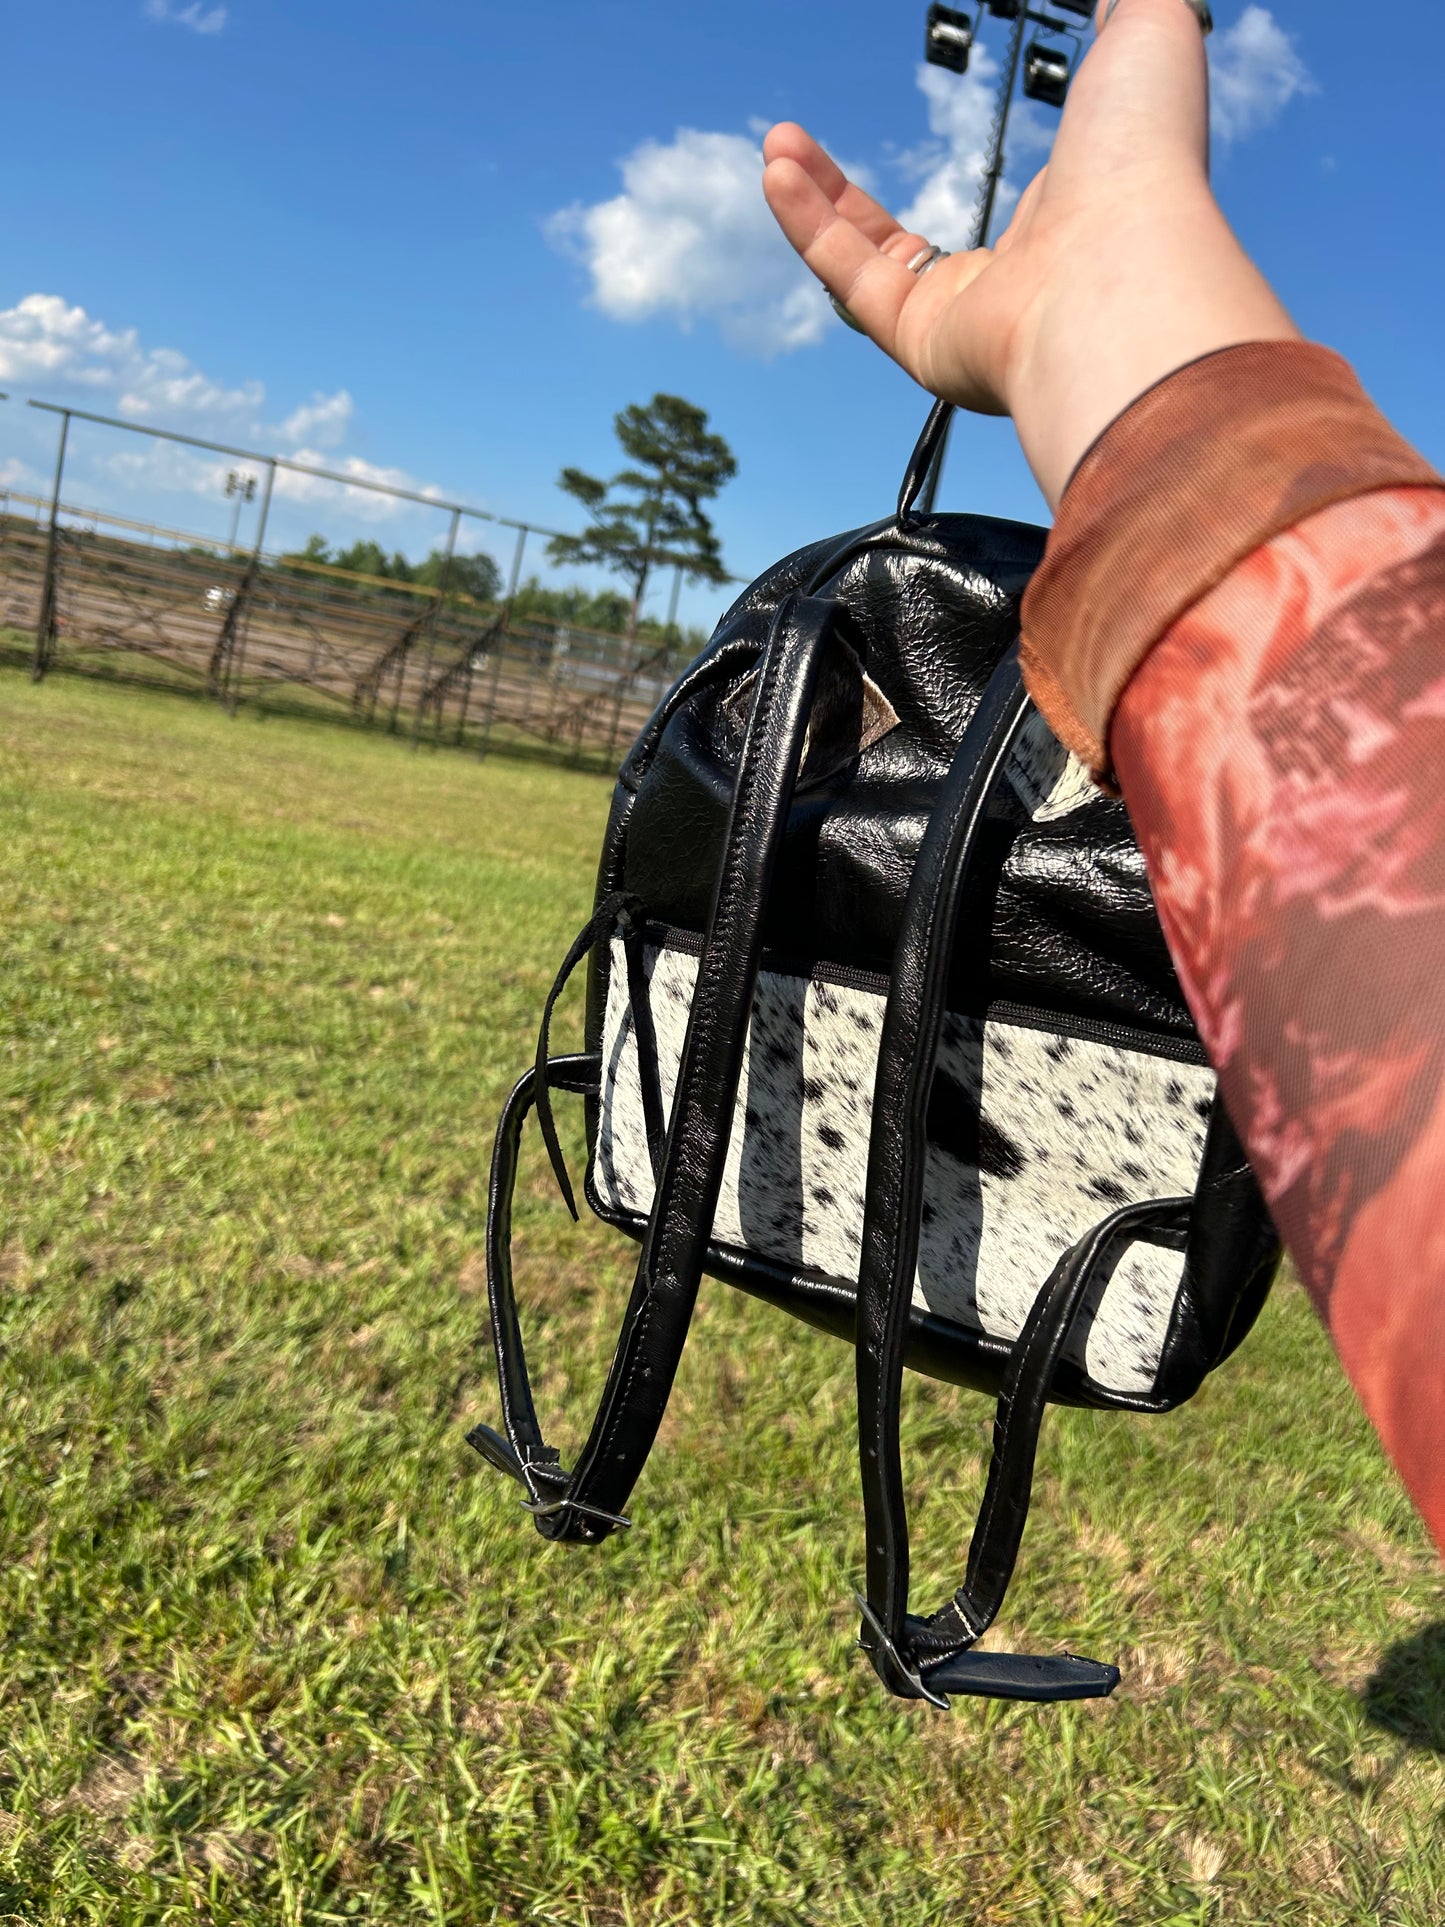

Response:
(547, 394), (737, 642)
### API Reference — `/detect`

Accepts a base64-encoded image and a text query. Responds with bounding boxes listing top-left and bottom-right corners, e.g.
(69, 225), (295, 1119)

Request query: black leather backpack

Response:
(471, 403), (1281, 1707)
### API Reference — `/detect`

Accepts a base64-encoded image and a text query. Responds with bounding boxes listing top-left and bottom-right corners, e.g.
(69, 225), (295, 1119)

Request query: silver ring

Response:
(905, 244), (952, 275)
(830, 293), (867, 334)
(832, 242), (953, 334)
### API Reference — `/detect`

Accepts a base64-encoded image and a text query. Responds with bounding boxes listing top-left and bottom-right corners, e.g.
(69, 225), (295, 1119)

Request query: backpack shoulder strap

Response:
(853, 646), (1187, 1704)
(473, 591), (839, 1543)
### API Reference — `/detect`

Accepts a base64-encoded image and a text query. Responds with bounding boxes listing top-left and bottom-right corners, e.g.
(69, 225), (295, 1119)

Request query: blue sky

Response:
(1, 0), (1440, 632)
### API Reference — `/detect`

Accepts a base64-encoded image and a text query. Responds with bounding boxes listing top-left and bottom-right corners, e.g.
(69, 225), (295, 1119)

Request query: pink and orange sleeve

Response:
(1019, 343), (1445, 1551)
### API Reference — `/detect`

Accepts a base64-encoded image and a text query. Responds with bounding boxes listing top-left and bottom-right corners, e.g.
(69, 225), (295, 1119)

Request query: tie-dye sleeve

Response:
(1111, 486), (1445, 1552)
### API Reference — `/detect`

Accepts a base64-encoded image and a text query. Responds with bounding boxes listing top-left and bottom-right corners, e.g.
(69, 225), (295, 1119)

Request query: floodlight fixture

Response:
(913, 0), (1089, 511)
(1022, 37), (1072, 106)
(925, 4), (975, 73)
(224, 468), (258, 550)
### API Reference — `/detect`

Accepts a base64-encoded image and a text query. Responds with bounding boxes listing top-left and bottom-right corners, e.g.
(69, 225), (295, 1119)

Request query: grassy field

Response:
(0, 667), (1440, 1925)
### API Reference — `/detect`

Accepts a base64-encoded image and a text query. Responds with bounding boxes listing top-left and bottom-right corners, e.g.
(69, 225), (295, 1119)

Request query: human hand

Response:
(762, 0), (1299, 510)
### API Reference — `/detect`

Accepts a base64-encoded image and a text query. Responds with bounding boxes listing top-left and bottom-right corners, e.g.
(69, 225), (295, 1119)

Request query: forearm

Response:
(1008, 183), (1299, 512)
(1002, 3), (1300, 514)
(1111, 488), (1445, 1548)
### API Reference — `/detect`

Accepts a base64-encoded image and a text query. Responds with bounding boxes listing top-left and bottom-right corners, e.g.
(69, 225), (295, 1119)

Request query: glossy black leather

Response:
(582, 510), (1281, 1406)
(854, 649), (1037, 1684)
(478, 1052), (599, 1511)
(478, 470), (1283, 1704)
(605, 516), (1195, 1042)
(867, 1195), (1195, 1702)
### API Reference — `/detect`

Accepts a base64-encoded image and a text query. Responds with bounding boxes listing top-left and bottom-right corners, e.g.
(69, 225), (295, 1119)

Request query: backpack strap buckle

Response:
(855, 1596), (952, 1710)
(520, 1494), (632, 1533)
(468, 1422), (631, 1531)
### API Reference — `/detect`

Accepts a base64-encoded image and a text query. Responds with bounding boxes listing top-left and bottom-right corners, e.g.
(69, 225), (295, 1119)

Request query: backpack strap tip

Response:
(856, 1593), (1119, 1705)
(466, 1421), (530, 1484)
(466, 1422), (568, 1500)
(921, 1647), (1120, 1705)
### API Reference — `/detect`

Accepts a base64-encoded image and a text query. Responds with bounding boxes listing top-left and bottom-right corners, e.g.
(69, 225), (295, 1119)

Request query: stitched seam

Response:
(583, 610), (802, 1489)
(862, 674), (1028, 1647)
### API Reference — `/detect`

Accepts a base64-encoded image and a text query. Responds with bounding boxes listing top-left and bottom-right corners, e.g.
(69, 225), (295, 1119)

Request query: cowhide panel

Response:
(1005, 706), (1101, 823)
(592, 938), (1215, 1398)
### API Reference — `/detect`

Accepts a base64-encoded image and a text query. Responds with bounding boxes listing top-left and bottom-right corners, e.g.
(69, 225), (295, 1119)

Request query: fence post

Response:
(32, 410), (71, 681)
(503, 526), (528, 624)
(411, 506), (459, 746)
(454, 657), (472, 747)
(603, 635), (632, 769)
(478, 632), (507, 760)
(388, 627), (408, 734)
(469, 523), (531, 761)
(222, 459), (275, 714)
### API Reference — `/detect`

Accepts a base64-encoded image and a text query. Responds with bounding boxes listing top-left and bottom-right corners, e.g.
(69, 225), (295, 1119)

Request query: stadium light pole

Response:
(224, 469), (258, 553)
(917, 0), (1090, 513)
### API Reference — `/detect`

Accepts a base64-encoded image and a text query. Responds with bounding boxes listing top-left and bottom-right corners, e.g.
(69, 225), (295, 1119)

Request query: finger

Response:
(762, 155), (916, 355)
(763, 122), (909, 251)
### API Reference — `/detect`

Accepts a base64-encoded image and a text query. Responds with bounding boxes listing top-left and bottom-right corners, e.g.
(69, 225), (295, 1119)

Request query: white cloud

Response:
(547, 62), (1057, 356)
(897, 54), (1055, 250)
(279, 390), (355, 449)
(104, 441), (240, 502)
(89, 441), (438, 528)
(144, 0), (228, 34)
(0, 294), (263, 419)
(547, 127), (834, 357)
(0, 292), (441, 525)
(1210, 6), (1315, 144)
(271, 450), (444, 521)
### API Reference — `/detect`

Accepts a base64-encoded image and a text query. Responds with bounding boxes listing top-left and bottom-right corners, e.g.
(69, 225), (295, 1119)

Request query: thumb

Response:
(1049, 0), (1211, 192)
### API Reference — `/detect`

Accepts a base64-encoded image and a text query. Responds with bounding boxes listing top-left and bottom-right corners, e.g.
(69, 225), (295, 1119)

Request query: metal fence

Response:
(0, 400), (741, 769)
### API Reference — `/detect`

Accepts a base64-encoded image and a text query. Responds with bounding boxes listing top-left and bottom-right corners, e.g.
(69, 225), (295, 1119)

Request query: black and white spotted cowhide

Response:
(592, 936), (1216, 1400)
(1005, 705), (1101, 823)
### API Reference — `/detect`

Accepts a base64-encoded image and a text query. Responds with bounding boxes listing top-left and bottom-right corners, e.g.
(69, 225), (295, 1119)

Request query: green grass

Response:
(0, 667), (1441, 1925)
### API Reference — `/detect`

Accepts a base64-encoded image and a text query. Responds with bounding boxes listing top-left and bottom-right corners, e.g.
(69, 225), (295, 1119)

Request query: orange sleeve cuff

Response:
(1017, 341), (1443, 787)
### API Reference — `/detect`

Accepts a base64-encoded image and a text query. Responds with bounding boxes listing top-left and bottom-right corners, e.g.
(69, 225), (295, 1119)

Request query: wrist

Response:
(1017, 342), (1442, 785)
(1005, 190), (1300, 511)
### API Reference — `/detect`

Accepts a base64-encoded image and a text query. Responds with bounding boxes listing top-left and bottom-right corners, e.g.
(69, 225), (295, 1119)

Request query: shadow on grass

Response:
(1363, 1620), (1445, 1753)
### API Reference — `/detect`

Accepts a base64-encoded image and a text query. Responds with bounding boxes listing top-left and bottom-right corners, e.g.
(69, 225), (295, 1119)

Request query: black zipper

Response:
(636, 922), (1209, 1069)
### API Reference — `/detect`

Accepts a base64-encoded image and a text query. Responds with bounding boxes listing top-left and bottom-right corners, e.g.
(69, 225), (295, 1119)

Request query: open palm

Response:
(761, 119), (1047, 418)
(760, 0), (1294, 508)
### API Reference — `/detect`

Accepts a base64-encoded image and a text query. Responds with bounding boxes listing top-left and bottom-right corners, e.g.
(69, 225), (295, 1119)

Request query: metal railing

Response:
(1, 399), (747, 770)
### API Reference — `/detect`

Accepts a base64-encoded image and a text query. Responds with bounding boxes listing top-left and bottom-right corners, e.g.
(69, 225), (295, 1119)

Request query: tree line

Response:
(278, 535), (503, 606)
(257, 391), (738, 653)
(270, 538), (709, 649)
